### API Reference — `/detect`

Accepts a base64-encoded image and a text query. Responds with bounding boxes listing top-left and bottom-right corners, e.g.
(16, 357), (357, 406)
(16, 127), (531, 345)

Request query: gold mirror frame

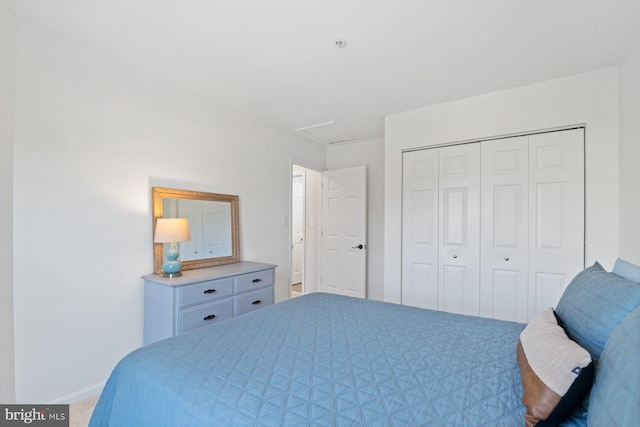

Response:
(152, 187), (240, 274)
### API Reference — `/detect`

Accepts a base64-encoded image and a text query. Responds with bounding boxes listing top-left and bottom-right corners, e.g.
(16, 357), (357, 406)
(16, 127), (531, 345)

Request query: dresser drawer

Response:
(235, 286), (273, 316)
(143, 262), (277, 345)
(236, 269), (274, 293)
(179, 277), (234, 307)
(180, 298), (233, 334)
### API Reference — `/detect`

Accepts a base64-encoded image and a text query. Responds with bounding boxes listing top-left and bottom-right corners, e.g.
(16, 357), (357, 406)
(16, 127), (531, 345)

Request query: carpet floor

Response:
(70, 395), (99, 427)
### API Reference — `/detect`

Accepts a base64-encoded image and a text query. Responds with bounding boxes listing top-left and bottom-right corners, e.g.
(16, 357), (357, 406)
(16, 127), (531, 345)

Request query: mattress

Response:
(90, 293), (551, 426)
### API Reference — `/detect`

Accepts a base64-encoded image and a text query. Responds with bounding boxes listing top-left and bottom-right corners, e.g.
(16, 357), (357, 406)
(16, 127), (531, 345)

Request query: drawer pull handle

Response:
(203, 314), (216, 321)
(203, 289), (217, 294)
(252, 300), (262, 305)
(252, 278), (262, 283)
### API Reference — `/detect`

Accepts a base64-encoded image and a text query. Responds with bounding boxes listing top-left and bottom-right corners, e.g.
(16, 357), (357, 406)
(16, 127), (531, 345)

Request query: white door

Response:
(528, 129), (584, 316)
(402, 149), (439, 309)
(438, 143), (481, 316)
(291, 173), (305, 285)
(480, 136), (530, 322)
(321, 165), (367, 298)
(177, 199), (203, 261)
(202, 201), (233, 258)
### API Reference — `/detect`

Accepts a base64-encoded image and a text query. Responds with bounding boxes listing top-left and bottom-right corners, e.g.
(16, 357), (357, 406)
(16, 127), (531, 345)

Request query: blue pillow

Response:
(588, 306), (640, 426)
(612, 258), (640, 282)
(555, 262), (640, 360)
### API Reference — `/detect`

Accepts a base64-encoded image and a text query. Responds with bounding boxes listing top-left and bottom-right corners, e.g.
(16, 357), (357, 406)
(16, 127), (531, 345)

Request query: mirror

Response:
(152, 187), (240, 273)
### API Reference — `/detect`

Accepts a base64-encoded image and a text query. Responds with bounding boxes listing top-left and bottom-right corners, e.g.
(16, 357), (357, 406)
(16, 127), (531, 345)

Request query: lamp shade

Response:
(154, 218), (191, 243)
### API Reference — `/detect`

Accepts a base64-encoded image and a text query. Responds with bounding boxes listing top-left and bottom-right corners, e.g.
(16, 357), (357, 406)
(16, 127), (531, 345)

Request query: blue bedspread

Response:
(90, 293), (574, 426)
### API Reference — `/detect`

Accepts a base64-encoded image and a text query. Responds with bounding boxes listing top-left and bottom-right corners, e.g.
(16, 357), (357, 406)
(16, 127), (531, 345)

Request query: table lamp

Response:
(154, 218), (191, 277)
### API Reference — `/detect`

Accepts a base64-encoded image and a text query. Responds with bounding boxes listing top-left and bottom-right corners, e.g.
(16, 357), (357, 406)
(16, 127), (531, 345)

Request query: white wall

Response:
(0, 0), (18, 404)
(13, 22), (326, 403)
(327, 138), (385, 301)
(385, 69), (619, 303)
(618, 34), (640, 264)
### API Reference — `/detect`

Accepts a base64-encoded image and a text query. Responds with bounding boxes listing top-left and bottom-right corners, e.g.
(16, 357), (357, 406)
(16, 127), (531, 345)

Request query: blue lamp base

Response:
(162, 242), (183, 278)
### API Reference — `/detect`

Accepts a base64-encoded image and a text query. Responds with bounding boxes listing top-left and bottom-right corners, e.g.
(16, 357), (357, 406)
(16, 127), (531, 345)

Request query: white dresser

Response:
(143, 261), (276, 345)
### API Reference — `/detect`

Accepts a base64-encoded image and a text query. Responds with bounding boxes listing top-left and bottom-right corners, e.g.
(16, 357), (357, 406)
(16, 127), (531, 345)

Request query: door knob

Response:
(352, 244), (364, 249)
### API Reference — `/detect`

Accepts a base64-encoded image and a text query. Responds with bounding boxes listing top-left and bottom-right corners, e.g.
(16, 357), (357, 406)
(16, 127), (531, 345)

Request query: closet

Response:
(401, 128), (584, 322)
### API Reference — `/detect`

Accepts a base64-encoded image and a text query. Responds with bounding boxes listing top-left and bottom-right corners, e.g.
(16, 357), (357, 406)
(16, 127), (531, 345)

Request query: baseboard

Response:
(48, 381), (105, 405)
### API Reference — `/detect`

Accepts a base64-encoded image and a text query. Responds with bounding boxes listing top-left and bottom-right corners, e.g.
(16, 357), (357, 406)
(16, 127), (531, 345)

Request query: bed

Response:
(90, 260), (640, 426)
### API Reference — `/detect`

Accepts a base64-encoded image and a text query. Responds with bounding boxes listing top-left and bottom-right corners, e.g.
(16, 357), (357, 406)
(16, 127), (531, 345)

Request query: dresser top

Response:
(142, 261), (277, 287)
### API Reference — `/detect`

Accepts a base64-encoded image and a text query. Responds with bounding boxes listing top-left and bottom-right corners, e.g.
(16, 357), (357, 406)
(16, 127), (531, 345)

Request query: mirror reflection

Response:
(152, 187), (240, 274)
(162, 198), (233, 260)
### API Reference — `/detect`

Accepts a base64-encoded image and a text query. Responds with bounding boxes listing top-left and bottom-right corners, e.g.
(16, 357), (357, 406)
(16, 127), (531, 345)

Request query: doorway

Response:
(290, 164), (321, 298)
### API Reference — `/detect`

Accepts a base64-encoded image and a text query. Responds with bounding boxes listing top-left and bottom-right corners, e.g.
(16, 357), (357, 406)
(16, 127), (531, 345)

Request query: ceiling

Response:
(6, 0), (640, 142)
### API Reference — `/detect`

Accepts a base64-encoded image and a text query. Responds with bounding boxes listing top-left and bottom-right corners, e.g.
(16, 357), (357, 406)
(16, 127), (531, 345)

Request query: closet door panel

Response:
(402, 150), (439, 309)
(480, 137), (529, 322)
(533, 272), (566, 314)
(438, 144), (480, 316)
(202, 201), (232, 258)
(177, 199), (204, 261)
(528, 129), (584, 316)
(441, 265), (467, 314)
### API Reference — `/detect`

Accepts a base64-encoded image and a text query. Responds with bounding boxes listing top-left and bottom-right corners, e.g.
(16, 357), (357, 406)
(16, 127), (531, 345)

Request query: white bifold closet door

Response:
(479, 136), (530, 322)
(402, 128), (584, 322)
(402, 148), (439, 310)
(526, 130), (584, 318)
(401, 143), (480, 316)
(438, 144), (481, 316)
